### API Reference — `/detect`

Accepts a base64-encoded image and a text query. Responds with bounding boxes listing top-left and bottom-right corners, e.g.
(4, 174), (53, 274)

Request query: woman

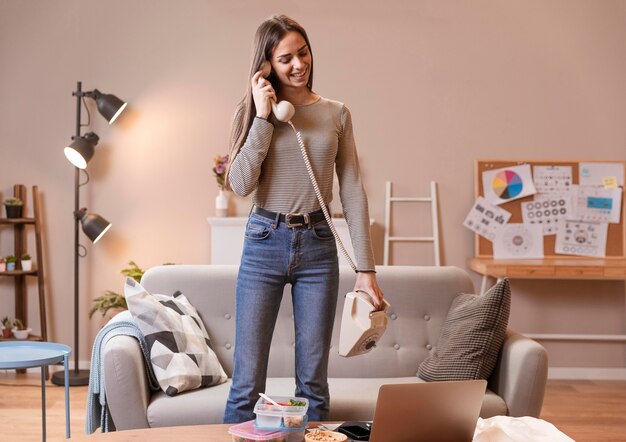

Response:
(223, 14), (384, 424)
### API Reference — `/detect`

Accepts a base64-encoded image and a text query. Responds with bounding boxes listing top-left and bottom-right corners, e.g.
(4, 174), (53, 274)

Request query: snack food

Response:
(304, 429), (348, 442)
(283, 415), (304, 428)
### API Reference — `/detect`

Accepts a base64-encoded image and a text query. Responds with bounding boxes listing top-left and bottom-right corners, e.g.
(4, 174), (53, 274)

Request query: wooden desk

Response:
(468, 257), (626, 342)
(470, 258), (626, 284)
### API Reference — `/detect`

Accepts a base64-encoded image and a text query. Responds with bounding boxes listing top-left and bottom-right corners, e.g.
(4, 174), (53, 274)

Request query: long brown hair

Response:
(225, 15), (314, 187)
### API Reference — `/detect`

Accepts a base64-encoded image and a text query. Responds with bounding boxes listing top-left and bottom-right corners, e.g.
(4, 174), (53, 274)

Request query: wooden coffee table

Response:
(78, 422), (330, 441)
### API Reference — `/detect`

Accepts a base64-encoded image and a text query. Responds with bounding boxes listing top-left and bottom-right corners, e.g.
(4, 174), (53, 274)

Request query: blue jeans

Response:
(223, 211), (339, 424)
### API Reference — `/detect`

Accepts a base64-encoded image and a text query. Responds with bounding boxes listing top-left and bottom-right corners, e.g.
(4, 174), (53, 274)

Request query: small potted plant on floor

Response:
(89, 261), (174, 324)
(12, 318), (31, 340)
(20, 253), (32, 271)
(89, 261), (144, 322)
(2, 316), (13, 338)
(3, 197), (23, 218)
(5, 255), (17, 272)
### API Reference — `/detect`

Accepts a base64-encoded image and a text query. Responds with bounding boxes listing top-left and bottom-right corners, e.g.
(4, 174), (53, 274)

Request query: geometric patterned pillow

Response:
(417, 278), (511, 382)
(124, 277), (227, 396)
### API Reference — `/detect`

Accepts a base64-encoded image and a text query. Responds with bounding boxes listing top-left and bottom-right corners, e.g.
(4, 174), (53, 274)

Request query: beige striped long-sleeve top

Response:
(228, 97), (375, 271)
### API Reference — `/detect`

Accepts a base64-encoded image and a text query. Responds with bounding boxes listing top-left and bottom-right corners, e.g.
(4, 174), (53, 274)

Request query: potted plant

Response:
(3, 197), (23, 218)
(1, 316), (12, 338)
(0, 257), (5, 272)
(90, 261), (174, 321)
(89, 290), (128, 320)
(5, 255), (16, 272)
(20, 253), (32, 271)
(12, 318), (31, 340)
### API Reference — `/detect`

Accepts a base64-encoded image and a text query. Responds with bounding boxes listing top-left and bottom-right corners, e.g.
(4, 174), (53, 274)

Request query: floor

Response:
(0, 371), (625, 441)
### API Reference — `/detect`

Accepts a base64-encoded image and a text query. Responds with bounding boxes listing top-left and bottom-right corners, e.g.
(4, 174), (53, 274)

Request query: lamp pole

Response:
(52, 81), (90, 386)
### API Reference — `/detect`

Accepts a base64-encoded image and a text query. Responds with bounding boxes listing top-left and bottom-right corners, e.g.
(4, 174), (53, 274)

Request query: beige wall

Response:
(1, 1), (625, 376)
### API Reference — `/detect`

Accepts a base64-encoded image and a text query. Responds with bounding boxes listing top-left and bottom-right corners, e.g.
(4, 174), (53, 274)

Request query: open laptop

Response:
(352, 379), (487, 442)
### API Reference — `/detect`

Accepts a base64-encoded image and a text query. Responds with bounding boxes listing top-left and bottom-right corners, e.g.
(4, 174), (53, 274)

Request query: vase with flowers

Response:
(213, 154), (230, 217)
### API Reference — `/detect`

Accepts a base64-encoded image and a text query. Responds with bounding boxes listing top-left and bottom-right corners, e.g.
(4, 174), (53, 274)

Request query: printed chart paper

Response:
(521, 194), (572, 235)
(579, 162), (624, 187)
(483, 164), (537, 205)
(463, 197), (512, 241)
(555, 220), (608, 258)
(533, 165), (573, 194)
(570, 185), (622, 224)
(493, 223), (544, 259)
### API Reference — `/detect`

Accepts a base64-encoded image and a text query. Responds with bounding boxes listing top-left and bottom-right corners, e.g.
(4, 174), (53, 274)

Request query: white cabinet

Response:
(207, 217), (372, 266)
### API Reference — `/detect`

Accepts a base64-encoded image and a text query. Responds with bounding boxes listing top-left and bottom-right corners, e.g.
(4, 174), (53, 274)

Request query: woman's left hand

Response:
(354, 272), (386, 311)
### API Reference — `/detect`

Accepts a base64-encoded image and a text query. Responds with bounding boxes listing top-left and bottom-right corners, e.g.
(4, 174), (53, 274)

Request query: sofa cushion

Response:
(417, 278), (511, 381)
(124, 278), (227, 396)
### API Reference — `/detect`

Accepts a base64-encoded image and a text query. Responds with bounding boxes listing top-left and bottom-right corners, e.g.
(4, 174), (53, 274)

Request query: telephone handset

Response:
(260, 61), (295, 122)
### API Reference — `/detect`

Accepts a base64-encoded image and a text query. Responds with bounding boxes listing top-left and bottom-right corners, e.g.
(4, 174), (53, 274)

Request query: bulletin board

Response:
(474, 160), (626, 259)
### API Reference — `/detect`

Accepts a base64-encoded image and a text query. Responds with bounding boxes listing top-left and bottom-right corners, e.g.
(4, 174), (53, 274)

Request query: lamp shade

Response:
(92, 89), (127, 124)
(64, 132), (99, 169)
(76, 208), (112, 243)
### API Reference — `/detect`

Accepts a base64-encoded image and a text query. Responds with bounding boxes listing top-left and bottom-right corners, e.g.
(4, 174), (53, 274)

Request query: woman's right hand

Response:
(251, 70), (276, 119)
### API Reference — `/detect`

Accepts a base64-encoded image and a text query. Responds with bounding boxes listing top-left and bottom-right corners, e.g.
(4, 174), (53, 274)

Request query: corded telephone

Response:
(261, 61), (295, 122)
(259, 60), (391, 357)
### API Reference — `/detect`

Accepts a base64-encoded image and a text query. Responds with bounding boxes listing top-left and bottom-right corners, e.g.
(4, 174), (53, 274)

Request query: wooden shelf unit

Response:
(0, 184), (48, 345)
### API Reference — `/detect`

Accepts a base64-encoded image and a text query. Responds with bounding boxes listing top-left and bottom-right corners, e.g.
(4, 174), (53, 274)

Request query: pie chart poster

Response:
(483, 164), (537, 205)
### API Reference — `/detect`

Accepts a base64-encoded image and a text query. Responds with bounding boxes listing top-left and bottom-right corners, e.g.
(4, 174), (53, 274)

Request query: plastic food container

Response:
(228, 419), (287, 442)
(254, 396), (309, 429)
(283, 425), (306, 442)
(255, 416), (308, 442)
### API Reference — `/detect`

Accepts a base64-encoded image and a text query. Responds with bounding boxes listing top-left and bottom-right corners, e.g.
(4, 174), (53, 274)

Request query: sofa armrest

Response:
(103, 335), (151, 430)
(488, 329), (548, 418)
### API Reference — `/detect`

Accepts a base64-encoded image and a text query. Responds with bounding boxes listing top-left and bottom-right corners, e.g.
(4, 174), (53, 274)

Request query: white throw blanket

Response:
(85, 310), (159, 434)
(474, 416), (575, 442)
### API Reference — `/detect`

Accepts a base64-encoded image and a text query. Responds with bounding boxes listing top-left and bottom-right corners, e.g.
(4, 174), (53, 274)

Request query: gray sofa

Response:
(102, 265), (548, 431)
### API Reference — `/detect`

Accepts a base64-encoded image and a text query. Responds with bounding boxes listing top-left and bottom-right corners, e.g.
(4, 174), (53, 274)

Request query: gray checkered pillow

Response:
(418, 278), (510, 381)
(124, 278), (227, 396)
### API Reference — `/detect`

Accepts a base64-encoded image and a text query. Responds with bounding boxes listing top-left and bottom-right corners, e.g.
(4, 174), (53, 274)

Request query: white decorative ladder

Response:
(383, 180), (441, 266)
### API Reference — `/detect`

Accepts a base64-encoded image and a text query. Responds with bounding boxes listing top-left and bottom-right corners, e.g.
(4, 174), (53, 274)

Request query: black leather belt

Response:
(252, 206), (326, 228)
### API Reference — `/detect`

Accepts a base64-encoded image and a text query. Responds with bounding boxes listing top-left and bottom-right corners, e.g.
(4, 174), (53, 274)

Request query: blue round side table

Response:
(0, 341), (71, 440)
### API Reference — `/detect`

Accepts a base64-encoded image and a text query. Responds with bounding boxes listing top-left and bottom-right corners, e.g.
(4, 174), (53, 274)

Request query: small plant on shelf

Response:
(12, 318), (31, 339)
(20, 253), (32, 271)
(5, 255), (17, 271)
(3, 197), (24, 218)
(1, 316), (13, 338)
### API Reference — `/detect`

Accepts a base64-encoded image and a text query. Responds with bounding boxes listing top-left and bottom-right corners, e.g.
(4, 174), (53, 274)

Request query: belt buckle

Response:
(285, 212), (309, 228)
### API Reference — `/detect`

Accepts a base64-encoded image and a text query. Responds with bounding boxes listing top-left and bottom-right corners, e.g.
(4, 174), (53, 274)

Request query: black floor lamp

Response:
(51, 81), (126, 387)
